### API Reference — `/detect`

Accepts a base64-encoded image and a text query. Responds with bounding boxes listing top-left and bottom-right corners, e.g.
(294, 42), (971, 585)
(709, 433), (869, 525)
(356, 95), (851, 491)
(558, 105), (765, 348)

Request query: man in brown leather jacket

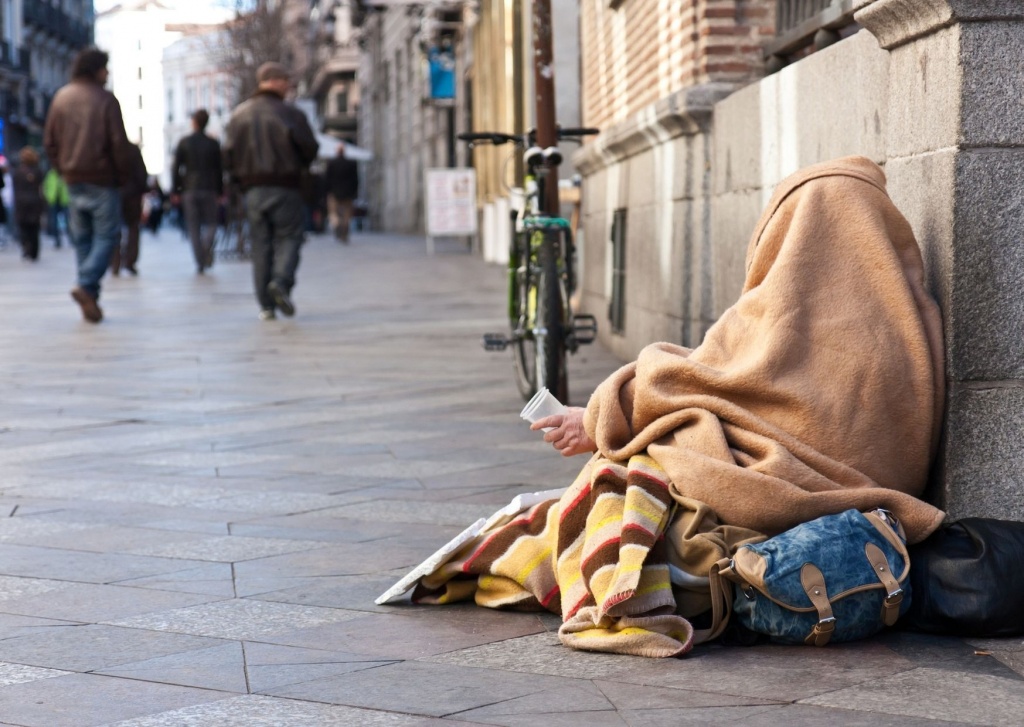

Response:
(43, 47), (135, 324)
(223, 62), (318, 320)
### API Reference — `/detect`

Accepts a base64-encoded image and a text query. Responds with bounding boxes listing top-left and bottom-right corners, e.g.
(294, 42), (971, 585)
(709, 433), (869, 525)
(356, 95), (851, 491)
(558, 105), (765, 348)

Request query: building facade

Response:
(357, 2), (472, 234)
(95, 0), (229, 179)
(467, 0), (583, 263)
(309, 0), (361, 144)
(10, 0), (94, 155)
(356, 0), (583, 242)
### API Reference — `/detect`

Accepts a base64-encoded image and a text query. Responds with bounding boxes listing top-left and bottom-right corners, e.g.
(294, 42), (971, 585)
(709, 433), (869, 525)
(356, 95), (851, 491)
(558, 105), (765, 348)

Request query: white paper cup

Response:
(520, 387), (566, 431)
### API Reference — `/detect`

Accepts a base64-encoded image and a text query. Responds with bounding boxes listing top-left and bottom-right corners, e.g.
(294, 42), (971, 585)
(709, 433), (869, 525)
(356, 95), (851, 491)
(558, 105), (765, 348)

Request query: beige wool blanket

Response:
(584, 156), (946, 543)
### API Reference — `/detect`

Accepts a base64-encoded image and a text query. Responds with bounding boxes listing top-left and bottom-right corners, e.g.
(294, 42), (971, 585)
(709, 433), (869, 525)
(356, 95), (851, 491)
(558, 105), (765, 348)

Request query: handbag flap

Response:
(732, 509), (908, 611)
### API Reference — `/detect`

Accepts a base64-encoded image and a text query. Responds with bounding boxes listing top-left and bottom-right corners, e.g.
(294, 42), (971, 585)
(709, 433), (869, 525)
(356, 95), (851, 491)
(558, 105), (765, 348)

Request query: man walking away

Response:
(223, 62), (318, 320)
(172, 109), (223, 274)
(325, 142), (359, 243)
(13, 147), (44, 261)
(110, 142), (147, 276)
(43, 47), (135, 324)
(43, 167), (68, 248)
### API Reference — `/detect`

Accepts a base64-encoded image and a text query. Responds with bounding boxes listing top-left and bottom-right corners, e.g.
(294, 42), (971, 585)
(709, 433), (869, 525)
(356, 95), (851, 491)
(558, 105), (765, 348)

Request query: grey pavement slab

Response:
(0, 672), (229, 727)
(0, 623), (229, 671)
(0, 230), (1003, 725)
(103, 694), (489, 726)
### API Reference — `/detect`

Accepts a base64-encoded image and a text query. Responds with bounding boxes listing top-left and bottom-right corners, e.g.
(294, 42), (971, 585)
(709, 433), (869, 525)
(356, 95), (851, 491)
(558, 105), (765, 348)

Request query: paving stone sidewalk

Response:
(0, 228), (1020, 726)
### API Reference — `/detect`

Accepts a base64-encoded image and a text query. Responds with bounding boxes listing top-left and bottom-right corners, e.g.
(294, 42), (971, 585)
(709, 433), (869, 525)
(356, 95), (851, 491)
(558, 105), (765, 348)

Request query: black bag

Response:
(901, 517), (1024, 637)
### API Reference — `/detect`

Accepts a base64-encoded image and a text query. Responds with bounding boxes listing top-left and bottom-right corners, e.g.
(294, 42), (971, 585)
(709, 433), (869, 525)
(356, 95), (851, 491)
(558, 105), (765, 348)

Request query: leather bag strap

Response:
(692, 558), (734, 645)
(865, 541), (904, 626)
(800, 563), (835, 647)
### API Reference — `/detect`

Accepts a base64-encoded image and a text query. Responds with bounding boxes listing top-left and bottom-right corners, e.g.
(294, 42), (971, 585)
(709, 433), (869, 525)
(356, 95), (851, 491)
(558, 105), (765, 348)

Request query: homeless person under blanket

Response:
(409, 156), (946, 657)
(583, 156), (945, 544)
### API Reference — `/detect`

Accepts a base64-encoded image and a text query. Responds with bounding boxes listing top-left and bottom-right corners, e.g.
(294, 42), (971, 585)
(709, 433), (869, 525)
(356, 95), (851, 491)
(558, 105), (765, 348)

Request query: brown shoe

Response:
(70, 287), (103, 323)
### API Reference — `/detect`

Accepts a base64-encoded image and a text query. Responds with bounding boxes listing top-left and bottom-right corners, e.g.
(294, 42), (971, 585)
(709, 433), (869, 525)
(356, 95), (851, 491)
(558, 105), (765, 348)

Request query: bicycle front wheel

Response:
(533, 231), (568, 402)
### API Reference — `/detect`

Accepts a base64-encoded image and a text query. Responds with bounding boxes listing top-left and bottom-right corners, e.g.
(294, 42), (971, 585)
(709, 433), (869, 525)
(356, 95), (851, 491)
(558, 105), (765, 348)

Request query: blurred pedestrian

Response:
(12, 147), (45, 261)
(223, 62), (318, 320)
(43, 167), (69, 248)
(110, 142), (147, 276)
(172, 108), (223, 274)
(0, 160), (8, 249)
(325, 141), (359, 243)
(144, 177), (165, 234)
(43, 46), (135, 324)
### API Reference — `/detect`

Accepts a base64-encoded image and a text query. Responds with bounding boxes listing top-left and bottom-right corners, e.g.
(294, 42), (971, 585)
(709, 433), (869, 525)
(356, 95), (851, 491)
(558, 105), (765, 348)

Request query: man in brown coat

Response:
(43, 47), (135, 323)
(223, 62), (318, 320)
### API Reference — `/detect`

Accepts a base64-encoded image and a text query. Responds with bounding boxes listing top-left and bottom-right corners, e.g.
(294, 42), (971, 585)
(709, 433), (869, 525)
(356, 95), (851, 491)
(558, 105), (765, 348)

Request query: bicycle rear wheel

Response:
(512, 230), (567, 402)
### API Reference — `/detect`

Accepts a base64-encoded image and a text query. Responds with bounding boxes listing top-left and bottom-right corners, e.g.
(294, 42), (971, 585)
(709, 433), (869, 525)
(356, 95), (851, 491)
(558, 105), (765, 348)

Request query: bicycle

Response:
(459, 126), (599, 404)
(213, 187), (250, 260)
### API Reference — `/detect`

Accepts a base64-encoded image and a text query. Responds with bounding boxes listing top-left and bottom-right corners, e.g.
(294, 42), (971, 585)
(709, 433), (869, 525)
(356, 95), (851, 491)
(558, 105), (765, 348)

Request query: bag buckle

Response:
(884, 588), (904, 605)
(805, 616), (836, 647)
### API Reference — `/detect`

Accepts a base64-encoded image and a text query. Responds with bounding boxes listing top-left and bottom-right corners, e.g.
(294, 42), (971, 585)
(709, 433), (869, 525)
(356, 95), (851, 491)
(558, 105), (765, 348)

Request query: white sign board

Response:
(425, 168), (478, 237)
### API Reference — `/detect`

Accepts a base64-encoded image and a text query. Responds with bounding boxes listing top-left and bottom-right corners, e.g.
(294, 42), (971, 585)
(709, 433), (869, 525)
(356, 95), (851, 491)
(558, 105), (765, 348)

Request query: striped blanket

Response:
(412, 454), (695, 657)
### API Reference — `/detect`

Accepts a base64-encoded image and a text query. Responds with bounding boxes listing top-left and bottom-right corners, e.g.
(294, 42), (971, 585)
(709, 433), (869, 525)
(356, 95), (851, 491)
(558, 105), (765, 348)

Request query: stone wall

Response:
(855, 0), (1024, 518)
(576, 29), (890, 359)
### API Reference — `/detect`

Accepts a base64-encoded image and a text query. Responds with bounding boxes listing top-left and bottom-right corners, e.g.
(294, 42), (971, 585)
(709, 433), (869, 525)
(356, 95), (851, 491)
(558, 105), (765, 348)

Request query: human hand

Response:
(530, 406), (597, 457)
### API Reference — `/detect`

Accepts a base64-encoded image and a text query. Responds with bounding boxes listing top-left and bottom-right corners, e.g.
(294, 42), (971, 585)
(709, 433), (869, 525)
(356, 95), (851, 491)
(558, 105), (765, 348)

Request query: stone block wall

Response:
(855, 0), (1024, 518)
(576, 29), (890, 359)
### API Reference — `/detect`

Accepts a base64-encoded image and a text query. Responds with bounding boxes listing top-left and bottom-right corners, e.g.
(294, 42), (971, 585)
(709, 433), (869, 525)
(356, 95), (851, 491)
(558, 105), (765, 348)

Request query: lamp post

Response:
(531, 0), (559, 216)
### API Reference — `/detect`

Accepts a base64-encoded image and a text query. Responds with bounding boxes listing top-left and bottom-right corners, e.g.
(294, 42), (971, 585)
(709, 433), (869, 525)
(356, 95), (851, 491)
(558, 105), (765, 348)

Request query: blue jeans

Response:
(245, 186), (305, 311)
(67, 184), (121, 299)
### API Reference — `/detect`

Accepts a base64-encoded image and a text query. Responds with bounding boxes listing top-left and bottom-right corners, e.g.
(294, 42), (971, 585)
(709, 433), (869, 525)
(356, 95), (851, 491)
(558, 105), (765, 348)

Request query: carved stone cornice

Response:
(572, 83), (735, 176)
(856, 0), (1024, 50)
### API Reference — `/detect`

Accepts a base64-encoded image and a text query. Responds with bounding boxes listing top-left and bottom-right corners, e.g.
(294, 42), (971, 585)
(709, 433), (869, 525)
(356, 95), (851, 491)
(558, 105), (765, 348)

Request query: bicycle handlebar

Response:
(458, 127), (600, 146)
(457, 132), (518, 145)
(557, 127), (600, 138)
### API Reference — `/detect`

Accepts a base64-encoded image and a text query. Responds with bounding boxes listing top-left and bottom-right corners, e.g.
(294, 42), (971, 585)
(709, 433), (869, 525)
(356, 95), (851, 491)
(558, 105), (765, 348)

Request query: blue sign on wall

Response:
(428, 46), (455, 100)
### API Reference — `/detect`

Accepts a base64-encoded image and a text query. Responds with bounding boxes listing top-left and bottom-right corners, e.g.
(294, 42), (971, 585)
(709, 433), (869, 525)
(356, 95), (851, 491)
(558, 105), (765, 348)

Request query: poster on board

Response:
(425, 168), (477, 238)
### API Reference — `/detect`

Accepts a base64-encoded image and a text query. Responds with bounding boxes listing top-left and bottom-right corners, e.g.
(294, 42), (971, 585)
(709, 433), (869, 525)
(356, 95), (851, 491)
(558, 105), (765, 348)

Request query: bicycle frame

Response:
(462, 127), (598, 402)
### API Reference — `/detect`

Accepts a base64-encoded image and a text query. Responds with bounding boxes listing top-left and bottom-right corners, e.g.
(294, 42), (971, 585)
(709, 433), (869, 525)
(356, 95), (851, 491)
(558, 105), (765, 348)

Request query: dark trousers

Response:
(110, 222), (140, 274)
(245, 186), (305, 311)
(183, 190), (218, 270)
(18, 223), (40, 260)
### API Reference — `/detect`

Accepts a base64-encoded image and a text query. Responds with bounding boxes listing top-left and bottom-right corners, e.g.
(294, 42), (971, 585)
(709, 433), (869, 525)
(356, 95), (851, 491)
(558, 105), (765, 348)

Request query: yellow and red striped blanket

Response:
(412, 454), (694, 657)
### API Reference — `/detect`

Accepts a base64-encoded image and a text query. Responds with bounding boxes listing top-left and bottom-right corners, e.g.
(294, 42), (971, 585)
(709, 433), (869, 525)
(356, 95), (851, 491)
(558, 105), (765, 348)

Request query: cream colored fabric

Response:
(584, 156), (946, 544)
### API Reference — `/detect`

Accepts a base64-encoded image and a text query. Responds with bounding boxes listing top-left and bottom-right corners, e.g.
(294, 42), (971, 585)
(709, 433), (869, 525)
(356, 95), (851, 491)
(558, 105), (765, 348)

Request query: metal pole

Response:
(531, 0), (559, 217)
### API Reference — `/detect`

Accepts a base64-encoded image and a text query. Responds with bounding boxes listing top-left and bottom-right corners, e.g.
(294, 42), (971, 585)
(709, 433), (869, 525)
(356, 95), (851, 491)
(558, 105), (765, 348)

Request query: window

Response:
(138, 67), (142, 80)
(215, 79), (225, 116)
(138, 95), (143, 110)
(167, 89), (173, 122)
(335, 89), (348, 115)
(609, 209), (627, 334)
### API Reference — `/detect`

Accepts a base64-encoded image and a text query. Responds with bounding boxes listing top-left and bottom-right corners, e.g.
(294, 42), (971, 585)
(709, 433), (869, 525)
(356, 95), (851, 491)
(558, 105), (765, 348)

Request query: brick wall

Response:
(581, 0), (774, 131)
